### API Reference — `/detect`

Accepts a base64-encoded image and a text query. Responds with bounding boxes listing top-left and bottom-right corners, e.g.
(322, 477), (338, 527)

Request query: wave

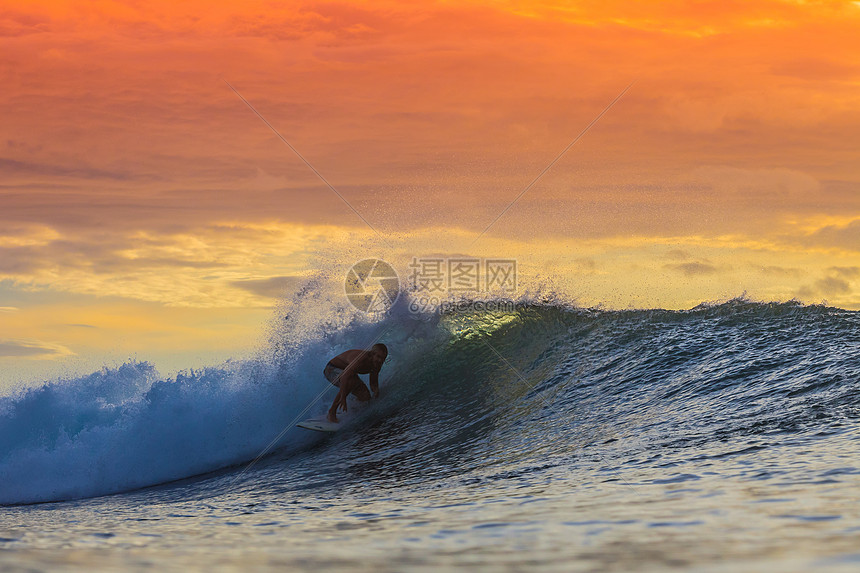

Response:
(1, 296), (858, 505)
(0, 287), (446, 505)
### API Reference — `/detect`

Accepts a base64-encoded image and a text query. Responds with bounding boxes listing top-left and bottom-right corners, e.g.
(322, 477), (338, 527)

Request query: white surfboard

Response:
(296, 417), (340, 433)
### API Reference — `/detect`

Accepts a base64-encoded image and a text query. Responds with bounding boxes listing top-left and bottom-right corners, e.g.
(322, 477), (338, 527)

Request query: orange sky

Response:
(2, 0), (859, 383)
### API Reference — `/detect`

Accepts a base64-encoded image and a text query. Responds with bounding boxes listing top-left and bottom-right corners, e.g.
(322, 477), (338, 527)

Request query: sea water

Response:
(2, 298), (859, 571)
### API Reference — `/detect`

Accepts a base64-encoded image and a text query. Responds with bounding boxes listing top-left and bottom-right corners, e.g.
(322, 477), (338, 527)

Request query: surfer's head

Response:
(371, 343), (388, 368)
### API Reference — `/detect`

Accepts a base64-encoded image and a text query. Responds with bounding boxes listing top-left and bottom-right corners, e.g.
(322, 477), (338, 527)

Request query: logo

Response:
(344, 259), (400, 313)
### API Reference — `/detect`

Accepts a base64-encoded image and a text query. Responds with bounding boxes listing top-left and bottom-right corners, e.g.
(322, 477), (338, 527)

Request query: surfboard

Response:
(297, 383), (385, 433)
(296, 417), (340, 433)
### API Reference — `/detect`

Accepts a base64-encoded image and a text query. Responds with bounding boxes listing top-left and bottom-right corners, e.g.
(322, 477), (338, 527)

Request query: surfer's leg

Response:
(328, 388), (346, 422)
(351, 383), (371, 402)
(343, 374), (371, 402)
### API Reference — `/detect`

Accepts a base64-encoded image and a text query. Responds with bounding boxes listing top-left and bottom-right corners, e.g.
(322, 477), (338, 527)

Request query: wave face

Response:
(1, 297), (858, 505)
(324, 298), (860, 496)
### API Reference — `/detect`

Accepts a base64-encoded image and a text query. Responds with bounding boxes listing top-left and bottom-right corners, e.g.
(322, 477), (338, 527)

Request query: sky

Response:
(2, 0), (859, 385)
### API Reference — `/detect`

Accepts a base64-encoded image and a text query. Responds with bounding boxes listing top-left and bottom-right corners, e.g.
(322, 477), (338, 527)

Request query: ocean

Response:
(1, 297), (859, 571)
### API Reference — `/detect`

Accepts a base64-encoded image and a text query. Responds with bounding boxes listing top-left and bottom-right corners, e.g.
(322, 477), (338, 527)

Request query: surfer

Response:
(324, 343), (387, 423)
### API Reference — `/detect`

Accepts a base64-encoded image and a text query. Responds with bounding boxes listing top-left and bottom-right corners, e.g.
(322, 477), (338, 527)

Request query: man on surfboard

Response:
(324, 343), (387, 423)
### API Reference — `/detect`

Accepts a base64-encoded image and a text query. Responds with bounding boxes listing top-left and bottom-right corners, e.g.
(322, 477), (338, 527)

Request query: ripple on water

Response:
(774, 514), (842, 522)
(651, 473), (701, 484)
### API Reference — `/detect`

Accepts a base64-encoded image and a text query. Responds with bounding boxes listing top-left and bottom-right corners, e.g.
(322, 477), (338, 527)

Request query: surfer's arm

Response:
(369, 371), (379, 398)
(327, 364), (351, 421)
(328, 384), (349, 422)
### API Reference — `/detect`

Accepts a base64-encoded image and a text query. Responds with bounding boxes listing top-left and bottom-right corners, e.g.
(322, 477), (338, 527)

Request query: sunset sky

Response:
(2, 0), (859, 386)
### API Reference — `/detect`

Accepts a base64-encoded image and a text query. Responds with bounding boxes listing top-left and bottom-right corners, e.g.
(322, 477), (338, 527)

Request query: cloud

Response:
(0, 246), (42, 274)
(574, 257), (598, 271)
(797, 271), (855, 299)
(0, 306), (19, 312)
(0, 224), (61, 247)
(691, 166), (820, 203)
(227, 3), (389, 43)
(231, 276), (304, 298)
(816, 276), (851, 296)
(0, 9), (50, 37)
(0, 339), (74, 359)
(801, 219), (860, 252)
(2, 0), (859, 247)
(772, 58), (860, 81)
(828, 266), (860, 278)
(0, 222), (346, 307)
(757, 265), (804, 278)
(0, 234), (234, 277)
(0, 157), (135, 181)
(664, 249), (692, 260)
(665, 262), (719, 276)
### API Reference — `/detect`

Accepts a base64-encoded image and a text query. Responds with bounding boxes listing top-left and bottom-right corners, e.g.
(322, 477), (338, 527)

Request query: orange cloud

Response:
(0, 338), (74, 359)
